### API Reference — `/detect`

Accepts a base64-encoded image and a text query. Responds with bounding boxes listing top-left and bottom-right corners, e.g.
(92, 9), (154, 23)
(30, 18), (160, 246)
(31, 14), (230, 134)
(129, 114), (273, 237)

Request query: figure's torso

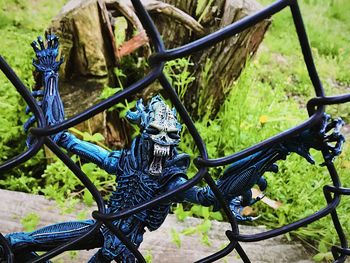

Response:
(107, 145), (172, 232)
(106, 136), (190, 233)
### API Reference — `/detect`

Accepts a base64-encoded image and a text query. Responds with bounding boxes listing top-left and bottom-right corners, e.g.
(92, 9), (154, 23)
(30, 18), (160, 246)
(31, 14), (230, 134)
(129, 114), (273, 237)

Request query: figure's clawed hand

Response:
(282, 113), (346, 165)
(31, 34), (63, 73)
(229, 197), (260, 222)
(229, 177), (267, 222)
(320, 116), (345, 165)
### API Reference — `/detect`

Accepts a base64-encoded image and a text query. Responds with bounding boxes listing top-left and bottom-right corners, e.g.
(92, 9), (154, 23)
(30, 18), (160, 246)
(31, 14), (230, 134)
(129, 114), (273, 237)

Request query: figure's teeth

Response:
(150, 144), (171, 176)
(153, 144), (170, 157)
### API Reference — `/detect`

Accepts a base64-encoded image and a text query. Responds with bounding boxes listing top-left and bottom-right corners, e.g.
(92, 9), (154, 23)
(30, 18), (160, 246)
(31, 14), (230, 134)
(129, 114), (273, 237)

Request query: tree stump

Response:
(187, 0), (271, 118)
(48, 0), (270, 148)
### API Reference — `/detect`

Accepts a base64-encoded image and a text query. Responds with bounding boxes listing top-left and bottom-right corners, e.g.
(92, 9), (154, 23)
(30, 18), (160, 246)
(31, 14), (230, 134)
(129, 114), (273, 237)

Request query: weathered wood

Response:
(47, 0), (270, 149)
(0, 189), (313, 262)
(49, 0), (128, 147)
(151, 0), (198, 49)
(106, 0), (205, 38)
(116, 31), (149, 58)
(160, 0), (271, 118)
(152, 0), (271, 119)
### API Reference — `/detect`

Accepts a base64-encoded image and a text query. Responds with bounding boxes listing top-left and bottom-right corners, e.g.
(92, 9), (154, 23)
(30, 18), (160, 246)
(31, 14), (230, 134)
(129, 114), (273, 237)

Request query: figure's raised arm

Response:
(24, 34), (64, 143)
(25, 34), (120, 174)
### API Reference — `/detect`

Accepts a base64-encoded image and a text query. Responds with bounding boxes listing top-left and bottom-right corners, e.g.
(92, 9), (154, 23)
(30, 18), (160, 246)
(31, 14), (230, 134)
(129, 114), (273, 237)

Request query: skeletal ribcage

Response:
(108, 171), (171, 231)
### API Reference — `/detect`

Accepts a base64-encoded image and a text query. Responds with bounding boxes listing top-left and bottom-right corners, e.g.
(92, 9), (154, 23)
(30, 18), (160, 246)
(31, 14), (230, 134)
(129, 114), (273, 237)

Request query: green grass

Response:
(227, 0), (350, 258)
(177, 0), (350, 259)
(259, 0), (350, 101)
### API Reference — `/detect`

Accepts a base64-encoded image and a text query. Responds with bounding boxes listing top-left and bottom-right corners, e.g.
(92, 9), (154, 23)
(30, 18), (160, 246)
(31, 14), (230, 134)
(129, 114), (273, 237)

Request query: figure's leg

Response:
(241, 189), (252, 207)
(89, 232), (130, 263)
(257, 176), (268, 192)
(88, 220), (144, 263)
(6, 219), (102, 261)
(88, 248), (138, 263)
(241, 176), (267, 207)
(88, 249), (111, 263)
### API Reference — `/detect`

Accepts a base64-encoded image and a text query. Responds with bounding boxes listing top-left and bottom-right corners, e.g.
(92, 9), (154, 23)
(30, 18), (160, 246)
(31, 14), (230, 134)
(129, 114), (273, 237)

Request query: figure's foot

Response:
(229, 197), (260, 222)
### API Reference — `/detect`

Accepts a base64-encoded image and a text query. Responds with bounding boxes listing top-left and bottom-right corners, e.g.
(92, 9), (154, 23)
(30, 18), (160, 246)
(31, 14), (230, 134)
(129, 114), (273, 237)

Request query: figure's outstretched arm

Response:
(172, 113), (346, 222)
(25, 35), (120, 174)
(168, 176), (218, 207)
(169, 148), (280, 221)
(58, 133), (121, 174)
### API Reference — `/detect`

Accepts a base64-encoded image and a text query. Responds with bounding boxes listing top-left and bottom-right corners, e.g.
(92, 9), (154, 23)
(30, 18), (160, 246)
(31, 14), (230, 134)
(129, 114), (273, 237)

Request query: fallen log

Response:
(0, 189), (312, 262)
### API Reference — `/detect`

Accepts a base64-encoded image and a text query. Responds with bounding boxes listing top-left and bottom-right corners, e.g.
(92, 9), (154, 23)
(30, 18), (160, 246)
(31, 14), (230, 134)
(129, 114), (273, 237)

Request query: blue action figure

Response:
(1, 35), (345, 262)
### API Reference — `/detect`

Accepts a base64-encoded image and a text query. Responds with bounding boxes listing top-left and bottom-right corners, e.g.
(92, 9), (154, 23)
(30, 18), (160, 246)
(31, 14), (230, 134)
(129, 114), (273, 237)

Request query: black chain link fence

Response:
(1, 0), (350, 262)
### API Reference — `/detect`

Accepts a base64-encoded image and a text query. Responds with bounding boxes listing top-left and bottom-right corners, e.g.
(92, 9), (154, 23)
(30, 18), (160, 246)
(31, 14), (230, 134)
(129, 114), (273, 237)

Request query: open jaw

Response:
(149, 144), (171, 176)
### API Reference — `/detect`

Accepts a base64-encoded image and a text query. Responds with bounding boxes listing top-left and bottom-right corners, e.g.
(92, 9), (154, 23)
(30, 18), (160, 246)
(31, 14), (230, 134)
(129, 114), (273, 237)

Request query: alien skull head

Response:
(126, 95), (182, 176)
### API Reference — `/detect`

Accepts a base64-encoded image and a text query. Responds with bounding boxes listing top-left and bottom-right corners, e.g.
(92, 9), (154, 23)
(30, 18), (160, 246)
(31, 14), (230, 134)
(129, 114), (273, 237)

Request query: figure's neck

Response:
(131, 136), (152, 166)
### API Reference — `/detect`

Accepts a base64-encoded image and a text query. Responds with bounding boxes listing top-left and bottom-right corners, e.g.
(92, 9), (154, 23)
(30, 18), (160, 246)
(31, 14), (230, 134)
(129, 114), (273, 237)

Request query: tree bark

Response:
(47, 0), (270, 148)
(195, 0), (270, 118)
(152, 0), (270, 118)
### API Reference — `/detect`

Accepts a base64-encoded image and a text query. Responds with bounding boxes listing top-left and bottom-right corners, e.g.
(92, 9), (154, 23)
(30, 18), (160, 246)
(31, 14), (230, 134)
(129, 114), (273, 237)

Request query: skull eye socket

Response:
(168, 131), (180, 140)
(146, 127), (159, 135)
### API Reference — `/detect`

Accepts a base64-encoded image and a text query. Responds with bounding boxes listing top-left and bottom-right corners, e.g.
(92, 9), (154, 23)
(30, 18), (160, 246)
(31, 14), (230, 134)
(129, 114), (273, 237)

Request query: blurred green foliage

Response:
(21, 212), (40, 232)
(0, 0), (68, 190)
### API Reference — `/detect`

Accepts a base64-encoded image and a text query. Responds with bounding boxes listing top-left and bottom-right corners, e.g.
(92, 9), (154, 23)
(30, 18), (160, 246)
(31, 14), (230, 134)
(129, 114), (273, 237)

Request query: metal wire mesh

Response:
(0, 0), (350, 262)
